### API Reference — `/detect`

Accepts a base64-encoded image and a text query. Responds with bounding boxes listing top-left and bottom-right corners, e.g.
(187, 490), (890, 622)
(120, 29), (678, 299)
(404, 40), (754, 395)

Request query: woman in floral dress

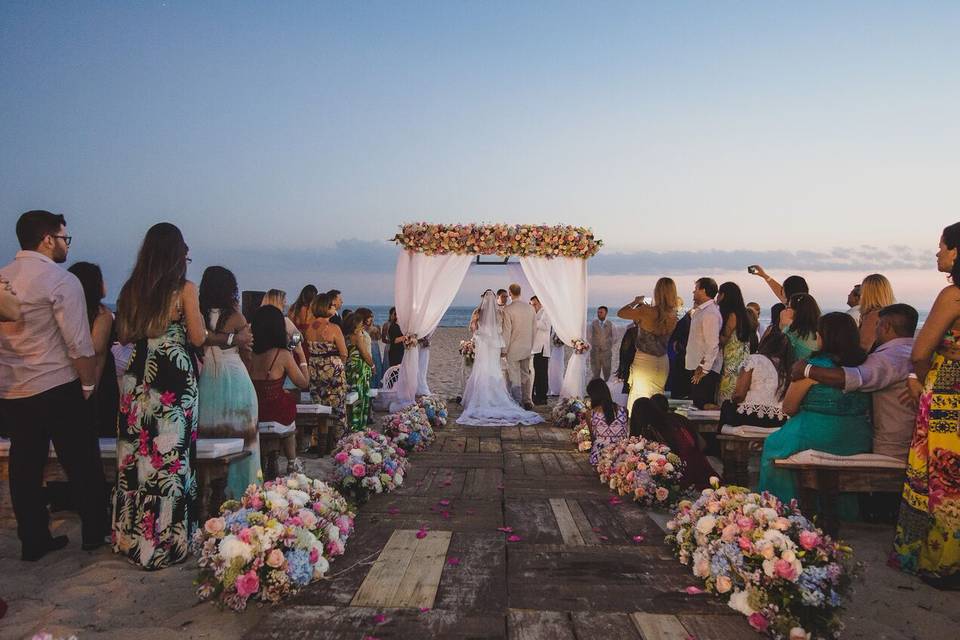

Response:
(112, 223), (207, 570)
(717, 282), (753, 404)
(345, 309), (374, 430)
(304, 292), (348, 439)
(893, 222), (960, 589)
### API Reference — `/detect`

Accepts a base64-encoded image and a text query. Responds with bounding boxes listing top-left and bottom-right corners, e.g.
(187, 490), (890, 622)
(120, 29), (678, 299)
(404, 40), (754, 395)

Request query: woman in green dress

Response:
(759, 312), (871, 510)
(780, 292), (821, 361)
(345, 309), (374, 430)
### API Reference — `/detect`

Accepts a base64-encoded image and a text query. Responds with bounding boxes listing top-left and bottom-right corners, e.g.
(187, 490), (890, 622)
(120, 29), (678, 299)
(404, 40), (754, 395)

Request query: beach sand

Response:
(1, 327), (957, 639)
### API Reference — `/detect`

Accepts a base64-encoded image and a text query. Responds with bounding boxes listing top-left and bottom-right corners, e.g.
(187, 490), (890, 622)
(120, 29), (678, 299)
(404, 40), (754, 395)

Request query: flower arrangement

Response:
(596, 437), (685, 507)
(416, 394), (449, 428)
(330, 430), (408, 504)
(572, 339), (590, 355)
(550, 396), (590, 429)
(392, 223), (603, 259)
(382, 405), (436, 452)
(458, 338), (476, 366)
(192, 473), (355, 611)
(400, 334), (419, 349)
(417, 336), (431, 348)
(572, 424), (592, 452)
(666, 479), (857, 639)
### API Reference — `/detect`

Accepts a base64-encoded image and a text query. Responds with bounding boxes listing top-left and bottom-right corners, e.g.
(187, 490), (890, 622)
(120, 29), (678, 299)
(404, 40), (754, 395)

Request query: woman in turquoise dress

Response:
(780, 293), (821, 361)
(759, 312), (871, 513)
(197, 267), (260, 500)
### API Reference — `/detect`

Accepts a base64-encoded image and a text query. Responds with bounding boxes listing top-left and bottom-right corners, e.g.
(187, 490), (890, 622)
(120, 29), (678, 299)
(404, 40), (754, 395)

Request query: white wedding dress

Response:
(457, 292), (544, 427)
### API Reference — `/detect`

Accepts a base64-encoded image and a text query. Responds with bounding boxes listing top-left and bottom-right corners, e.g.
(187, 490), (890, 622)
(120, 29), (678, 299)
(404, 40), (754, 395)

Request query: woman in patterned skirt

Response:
(304, 292), (348, 439)
(893, 222), (960, 589)
(716, 281), (753, 405)
(345, 308), (374, 430)
(112, 223), (207, 570)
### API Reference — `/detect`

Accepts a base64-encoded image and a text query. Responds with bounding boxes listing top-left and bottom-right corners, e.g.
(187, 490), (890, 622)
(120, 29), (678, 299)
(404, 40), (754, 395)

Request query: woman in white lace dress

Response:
(719, 331), (792, 429)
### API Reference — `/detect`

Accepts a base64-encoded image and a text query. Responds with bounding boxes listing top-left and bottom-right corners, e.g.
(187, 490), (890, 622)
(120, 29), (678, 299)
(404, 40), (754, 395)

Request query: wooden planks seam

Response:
(351, 529), (453, 609)
(549, 498), (585, 546)
(630, 613), (689, 640)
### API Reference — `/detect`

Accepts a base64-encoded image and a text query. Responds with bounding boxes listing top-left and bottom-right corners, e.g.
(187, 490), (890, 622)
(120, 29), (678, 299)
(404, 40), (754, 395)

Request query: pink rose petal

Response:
(416, 530), (428, 539)
(507, 535), (522, 542)
(441, 510), (451, 520)
(446, 557), (461, 566)
(598, 535), (609, 541)
(373, 614), (388, 624)
(592, 527), (602, 533)
(438, 499), (450, 506)
(497, 526), (514, 533)
(632, 535), (645, 543)
(683, 586), (705, 595)
(419, 607), (431, 613)
(442, 481), (452, 486)
(387, 507), (399, 515)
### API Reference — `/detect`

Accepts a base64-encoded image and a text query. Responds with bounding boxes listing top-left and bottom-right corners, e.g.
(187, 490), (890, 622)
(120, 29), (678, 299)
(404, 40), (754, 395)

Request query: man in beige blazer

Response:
(501, 283), (536, 409)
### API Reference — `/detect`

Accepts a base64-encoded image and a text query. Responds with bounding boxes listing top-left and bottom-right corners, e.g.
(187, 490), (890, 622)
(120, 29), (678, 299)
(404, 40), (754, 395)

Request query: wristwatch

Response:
(226, 332), (235, 347)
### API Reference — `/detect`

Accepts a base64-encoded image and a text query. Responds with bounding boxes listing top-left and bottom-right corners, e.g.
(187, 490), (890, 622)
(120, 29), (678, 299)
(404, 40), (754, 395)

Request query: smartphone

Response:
(747, 265), (759, 275)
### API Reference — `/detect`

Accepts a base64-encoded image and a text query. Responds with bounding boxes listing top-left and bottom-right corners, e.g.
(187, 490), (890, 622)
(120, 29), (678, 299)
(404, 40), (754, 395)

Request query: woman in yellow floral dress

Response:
(893, 222), (960, 589)
(304, 292), (348, 439)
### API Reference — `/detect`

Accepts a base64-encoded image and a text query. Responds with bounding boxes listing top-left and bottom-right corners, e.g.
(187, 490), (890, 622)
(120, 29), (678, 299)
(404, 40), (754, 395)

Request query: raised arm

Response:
(617, 297), (646, 322)
(180, 281), (208, 348)
(282, 349), (310, 389)
(750, 266), (786, 303)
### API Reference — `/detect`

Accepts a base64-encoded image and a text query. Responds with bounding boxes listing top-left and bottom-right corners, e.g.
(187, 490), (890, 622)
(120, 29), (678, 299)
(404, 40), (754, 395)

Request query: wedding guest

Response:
(616, 320), (638, 396)
(367, 321), (384, 389)
(345, 309), (374, 430)
(759, 312), (870, 515)
(617, 278), (679, 412)
(197, 266), (259, 499)
(341, 308), (353, 329)
(747, 301), (764, 347)
(586, 378), (628, 466)
(761, 302), (786, 342)
(248, 305), (308, 474)
(847, 284), (862, 325)
(666, 305), (691, 399)
(717, 282), (753, 403)
(0, 210), (107, 560)
(387, 306), (404, 367)
(305, 292), (348, 437)
(0, 275), (20, 321)
(68, 262), (119, 438)
(113, 222), (206, 569)
(780, 292), (821, 360)
(893, 222), (960, 589)
(857, 274), (896, 351)
(289, 285), (317, 335)
(589, 306), (615, 381)
(719, 331), (793, 429)
(629, 395), (714, 489)
(496, 289), (509, 307)
(686, 278), (723, 409)
(749, 265), (809, 304)
(795, 304), (917, 460)
(530, 296), (551, 405)
(261, 288), (305, 364)
(327, 289), (343, 326)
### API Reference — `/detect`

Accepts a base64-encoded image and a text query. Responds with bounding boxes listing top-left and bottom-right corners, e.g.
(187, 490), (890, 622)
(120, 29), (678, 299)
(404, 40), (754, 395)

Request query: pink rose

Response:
(327, 540), (345, 556)
(309, 547), (320, 564)
(351, 464), (367, 478)
(738, 536), (753, 551)
(335, 452), (349, 463)
(655, 487), (670, 502)
(775, 559), (798, 581)
(720, 524), (738, 542)
(266, 548), (285, 568)
(736, 516), (754, 532)
(799, 530), (820, 551)
(204, 517), (226, 535)
(748, 613), (769, 632)
(235, 570), (260, 597)
(239, 527), (252, 543)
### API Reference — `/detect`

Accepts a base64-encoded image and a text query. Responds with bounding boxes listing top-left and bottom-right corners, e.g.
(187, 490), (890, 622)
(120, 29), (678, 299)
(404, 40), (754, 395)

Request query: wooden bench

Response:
(774, 449), (906, 536)
(295, 391), (359, 456)
(717, 425), (780, 488)
(674, 408), (721, 434)
(0, 437), (250, 522)
(258, 421), (296, 479)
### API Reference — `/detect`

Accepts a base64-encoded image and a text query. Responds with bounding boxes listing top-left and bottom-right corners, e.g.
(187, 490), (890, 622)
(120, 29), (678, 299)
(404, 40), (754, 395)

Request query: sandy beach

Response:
(1, 328), (958, 639)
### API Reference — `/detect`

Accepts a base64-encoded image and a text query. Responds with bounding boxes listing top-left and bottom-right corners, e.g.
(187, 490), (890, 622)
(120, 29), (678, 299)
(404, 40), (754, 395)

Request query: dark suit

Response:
(616, 324), (639, 395)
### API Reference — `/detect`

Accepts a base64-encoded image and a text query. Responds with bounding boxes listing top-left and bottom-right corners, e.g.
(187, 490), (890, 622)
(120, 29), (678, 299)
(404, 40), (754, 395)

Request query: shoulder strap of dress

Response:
(268, 348), (282, 371)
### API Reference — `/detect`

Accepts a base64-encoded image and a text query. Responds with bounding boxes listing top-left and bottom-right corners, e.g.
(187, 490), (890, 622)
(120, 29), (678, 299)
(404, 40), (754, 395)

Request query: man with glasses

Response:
(0, 210), (108, 560)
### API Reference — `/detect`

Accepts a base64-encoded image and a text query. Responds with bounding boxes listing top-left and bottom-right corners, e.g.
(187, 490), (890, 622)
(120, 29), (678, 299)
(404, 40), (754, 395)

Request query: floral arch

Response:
(389, 223), (602, 408)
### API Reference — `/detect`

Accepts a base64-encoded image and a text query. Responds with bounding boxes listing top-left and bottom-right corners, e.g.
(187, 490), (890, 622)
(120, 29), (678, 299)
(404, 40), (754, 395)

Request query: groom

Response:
(501, 283), (536, 410)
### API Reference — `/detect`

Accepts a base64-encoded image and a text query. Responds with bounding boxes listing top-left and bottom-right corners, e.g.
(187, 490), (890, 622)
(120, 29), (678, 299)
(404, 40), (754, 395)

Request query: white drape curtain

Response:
(393, 251), (473, 409)
(519, 256), (588, 399)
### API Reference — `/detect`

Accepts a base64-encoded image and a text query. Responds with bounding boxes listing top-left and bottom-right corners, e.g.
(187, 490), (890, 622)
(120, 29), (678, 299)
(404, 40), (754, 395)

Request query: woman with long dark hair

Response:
(197, 266), (259, 500)
(586, 378), (628, 465)
(113, 223), (206, 570)
(719, 331), (793, 428)
(759, 312), (870, 510)
(68, 262), (119, 438)
(288, 284), (317, 336)
(305, 292), (348, 443)
(780, 292), (821, 360)
(893, 222), (960, 588)
(716, 282), (753, 404)
(629, 395), (714, 489)
(344, 308), (375, 430)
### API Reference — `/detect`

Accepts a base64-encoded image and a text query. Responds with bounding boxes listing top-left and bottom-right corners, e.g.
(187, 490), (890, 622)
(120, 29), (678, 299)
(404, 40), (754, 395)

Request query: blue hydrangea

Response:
(409, 432), (422, 445)
(710, 542), (743, 577)
(425, 406), (436, 419)
(224, 508), (255, 530)
(285, 549), (314, 586)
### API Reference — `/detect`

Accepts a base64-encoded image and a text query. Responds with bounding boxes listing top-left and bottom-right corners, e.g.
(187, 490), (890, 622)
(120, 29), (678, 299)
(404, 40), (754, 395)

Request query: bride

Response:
(457, 290), (544, 426)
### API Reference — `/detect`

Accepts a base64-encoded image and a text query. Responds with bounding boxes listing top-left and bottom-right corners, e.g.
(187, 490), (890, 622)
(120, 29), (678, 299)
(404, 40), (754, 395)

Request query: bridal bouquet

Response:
(550, 396), (590, 429)
(572, 339), (590, 355)
(596, 437), (685, 508)
(666, 479), (856, 639)
(416, 394), (449, 427)
(330, 430), (408, 504)
(192, 473), (355, 611)
(458, 338), (476, 366)
(382, 405), (436, 452)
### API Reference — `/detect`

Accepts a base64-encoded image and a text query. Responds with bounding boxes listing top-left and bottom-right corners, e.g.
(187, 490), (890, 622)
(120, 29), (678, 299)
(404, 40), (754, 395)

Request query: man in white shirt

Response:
(589, 306), (614, 381)
(0, 210), (108, 561)
(685, 277), (723, 408)
(530, 296), (551, 405)
(846, 284), (861, 325)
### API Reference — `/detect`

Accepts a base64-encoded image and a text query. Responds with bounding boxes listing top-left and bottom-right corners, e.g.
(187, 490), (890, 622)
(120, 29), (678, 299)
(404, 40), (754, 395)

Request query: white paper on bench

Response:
(296, 404), (332, 415)
(781, 449), (906, 469)
(368, 388), (379, 398)
(0, 437), (244, 459)
(720, 425), (781, 438)
(258, 421), (296, 435)
(678, 409), (721, 421)
(345, 390), (359, 405)
(668, 398), (694, 408)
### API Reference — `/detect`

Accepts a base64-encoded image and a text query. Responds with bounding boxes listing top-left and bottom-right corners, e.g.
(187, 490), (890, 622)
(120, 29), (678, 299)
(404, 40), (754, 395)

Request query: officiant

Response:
(530, 295), (550, 405)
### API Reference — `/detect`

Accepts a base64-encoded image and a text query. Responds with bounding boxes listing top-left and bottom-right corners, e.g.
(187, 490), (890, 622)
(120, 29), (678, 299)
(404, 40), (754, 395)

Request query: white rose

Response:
(349, 448), (364, 458)
(325, 524), (341, 542)
(313, 555), (330, 578)
(218, 535), (254, 563)
(369, 451), (383, 464)
(759, 507), (779, 522)
(728, 589), (756, 616)
(287, 489), (309, 508)
(695, 515), (717, 535)
(394, 472), (404, 486)
(789, 627), (810, 640)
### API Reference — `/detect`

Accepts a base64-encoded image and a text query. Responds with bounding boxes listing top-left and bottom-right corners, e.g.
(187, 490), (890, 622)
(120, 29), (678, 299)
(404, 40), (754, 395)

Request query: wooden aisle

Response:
(244, 411), (750, 640)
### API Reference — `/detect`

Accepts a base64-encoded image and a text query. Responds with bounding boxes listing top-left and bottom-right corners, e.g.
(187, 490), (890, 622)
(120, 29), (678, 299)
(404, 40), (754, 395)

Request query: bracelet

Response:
(299, 362), (308, 368)
(804, 364), (813, 379)
(907, 373), (918, 380)
(226, 332), (235, 347)
(81, 384), (95, 392)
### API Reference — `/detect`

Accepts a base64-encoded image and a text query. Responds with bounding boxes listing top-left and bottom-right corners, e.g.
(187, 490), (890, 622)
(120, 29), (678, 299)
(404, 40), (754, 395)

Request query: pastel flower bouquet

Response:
(595, 437), (686, 507)
(382, 405), (436, 452)
(192, 473), (355, 611)
(416, 394), (449, 428)
(458, 338), (476, 366)
(571, 424), (592, 452)
(391, 222), (603, 259)
(666, 479), (857, 639)
(330, 430), (408, 504)
(550, 396), (590, 429)
(572, 339), (591, 355)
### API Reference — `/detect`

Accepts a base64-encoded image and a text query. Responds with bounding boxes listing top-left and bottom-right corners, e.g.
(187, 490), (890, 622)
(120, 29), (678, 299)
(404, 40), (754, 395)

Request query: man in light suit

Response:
(589, 306), (614, 381)
(501, 283), (536, 409)
(530, 296), (551, 405)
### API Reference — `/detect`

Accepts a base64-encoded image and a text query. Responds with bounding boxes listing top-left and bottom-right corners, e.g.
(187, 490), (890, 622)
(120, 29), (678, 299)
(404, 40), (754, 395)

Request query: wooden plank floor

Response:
(245, 406), (748, 640)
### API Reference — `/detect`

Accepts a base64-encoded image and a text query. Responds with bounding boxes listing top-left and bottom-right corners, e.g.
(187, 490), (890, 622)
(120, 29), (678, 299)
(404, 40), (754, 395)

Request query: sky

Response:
(1, 1), (957, 312)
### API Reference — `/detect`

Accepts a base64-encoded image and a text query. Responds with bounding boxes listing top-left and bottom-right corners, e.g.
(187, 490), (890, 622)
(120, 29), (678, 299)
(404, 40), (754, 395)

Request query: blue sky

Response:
(1, 1), (957, 309)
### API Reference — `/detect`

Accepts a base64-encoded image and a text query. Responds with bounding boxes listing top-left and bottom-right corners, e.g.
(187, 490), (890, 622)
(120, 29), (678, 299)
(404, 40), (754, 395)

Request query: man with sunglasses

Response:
(0, 210), (108, 561)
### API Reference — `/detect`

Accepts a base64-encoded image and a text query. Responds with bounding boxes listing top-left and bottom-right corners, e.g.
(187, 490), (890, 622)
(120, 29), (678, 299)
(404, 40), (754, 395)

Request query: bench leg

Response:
(263, 449), (280, 481)
(817, 470), (841, 538)
(721, 441), (750, 488)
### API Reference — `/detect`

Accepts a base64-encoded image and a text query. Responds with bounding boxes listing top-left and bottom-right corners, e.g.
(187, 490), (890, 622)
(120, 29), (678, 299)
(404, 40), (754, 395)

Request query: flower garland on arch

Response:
(392, 223), (602, 258)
